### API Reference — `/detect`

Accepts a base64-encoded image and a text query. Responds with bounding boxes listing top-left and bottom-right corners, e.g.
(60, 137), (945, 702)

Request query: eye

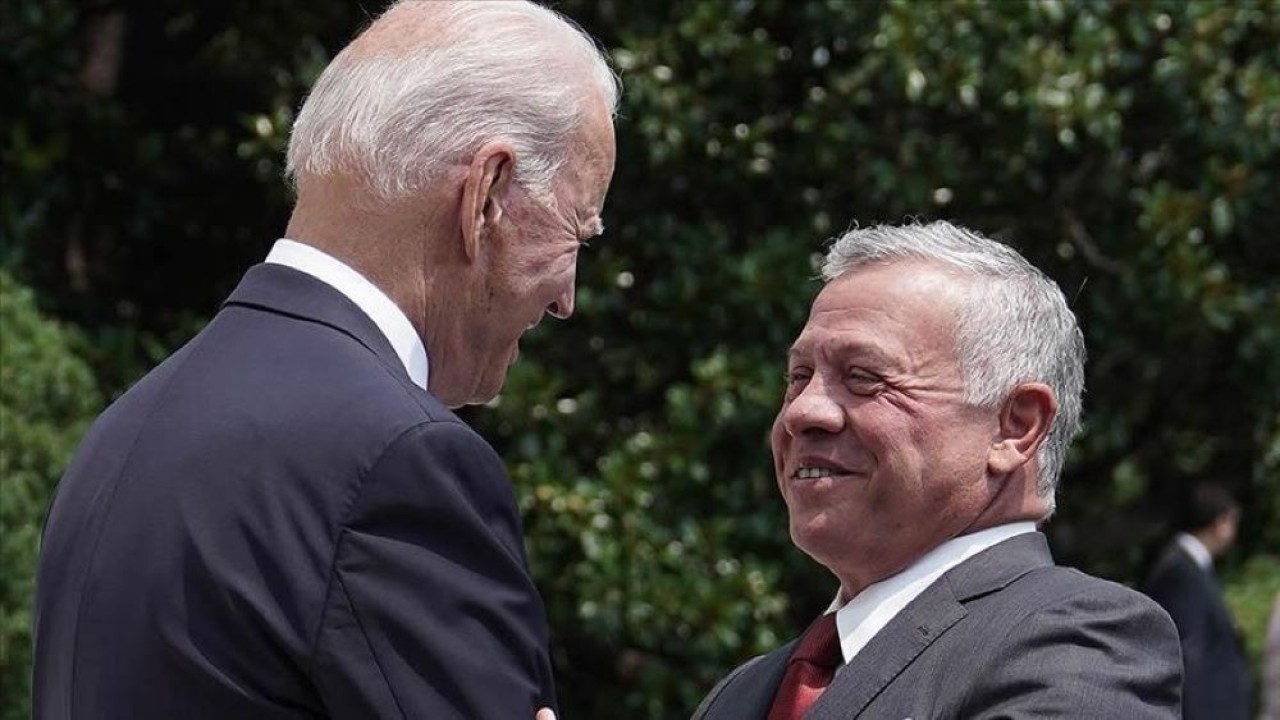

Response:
(783, 367), (812, 398)
(845, 367), (883, 395)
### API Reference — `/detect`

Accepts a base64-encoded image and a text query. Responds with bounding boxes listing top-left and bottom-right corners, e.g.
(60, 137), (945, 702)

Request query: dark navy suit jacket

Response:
(1143, 541), (1253, 720)
(694, 533), (1182, 719)
(34, 263), (556, 719)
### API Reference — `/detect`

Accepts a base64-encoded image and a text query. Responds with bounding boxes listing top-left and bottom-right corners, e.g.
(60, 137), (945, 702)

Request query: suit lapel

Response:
(807, 580), (966, 720)
(221, 263), (408, 382)
(807, 533), (1055, 720)
(695, 641), (794, 720)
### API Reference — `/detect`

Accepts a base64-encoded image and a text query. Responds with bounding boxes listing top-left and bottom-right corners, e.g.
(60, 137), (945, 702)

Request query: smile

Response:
(793, 466), (849, 480)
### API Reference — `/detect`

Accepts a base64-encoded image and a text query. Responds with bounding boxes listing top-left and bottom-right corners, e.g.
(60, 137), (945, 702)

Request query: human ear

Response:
(987, 382), (1056, 475)
(459, 141), (516, 262)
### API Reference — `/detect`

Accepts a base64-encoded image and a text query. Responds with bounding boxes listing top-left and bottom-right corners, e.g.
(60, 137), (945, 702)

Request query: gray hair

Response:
(286, 0), (619, 201)
(821, 220), (1086, 507)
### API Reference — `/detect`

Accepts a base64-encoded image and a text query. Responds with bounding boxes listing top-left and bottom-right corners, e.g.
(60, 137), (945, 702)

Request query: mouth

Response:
(788, 461), (860, 483)
(794, 466), (840, 480)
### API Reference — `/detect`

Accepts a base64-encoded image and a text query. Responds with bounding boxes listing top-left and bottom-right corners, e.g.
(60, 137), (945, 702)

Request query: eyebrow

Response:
(787, 339), (898, 368)
(581, 216), (605, 239)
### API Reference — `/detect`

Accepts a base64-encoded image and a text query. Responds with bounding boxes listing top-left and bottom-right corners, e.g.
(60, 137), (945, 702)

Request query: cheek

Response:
(851, 403), (913, 459)
(769, 415), (788, 474)
(520, 248), (576, 290)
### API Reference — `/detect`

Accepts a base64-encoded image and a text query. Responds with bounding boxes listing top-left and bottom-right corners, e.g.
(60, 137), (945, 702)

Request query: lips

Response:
(786, 456), (859, 482)
(795, 466), (840, 479)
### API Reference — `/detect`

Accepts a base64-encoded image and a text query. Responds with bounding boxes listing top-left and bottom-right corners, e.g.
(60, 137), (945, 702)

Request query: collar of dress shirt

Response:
(264, 239), (430, 390)
(1175, 532), (1214, 571)
(826, 521), (1037, 665)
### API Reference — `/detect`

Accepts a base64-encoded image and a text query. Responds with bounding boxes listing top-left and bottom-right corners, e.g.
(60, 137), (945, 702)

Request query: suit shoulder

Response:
(692, 652), (769, 720)
(997, 565), (1180, 651)
(1022, 565), (1170, 614)
(952, 565), (1183, 717)
(1017, 563), (1142, 598)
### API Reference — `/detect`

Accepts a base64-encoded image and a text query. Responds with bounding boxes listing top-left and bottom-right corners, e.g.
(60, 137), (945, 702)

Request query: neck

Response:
(284, 174), (460, 341)
(962, 470), (1050, 536)
(1189, 529), (1221, 559)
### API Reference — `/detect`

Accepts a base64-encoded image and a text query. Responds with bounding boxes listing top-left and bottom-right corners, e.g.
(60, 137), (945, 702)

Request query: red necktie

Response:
(767, 613), (842, 720)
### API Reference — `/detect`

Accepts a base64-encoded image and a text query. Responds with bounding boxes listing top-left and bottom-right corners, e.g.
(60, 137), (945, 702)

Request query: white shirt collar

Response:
(264, 239), (429, 390)
(828, 521), (1037, 664)
(1175, 532), (1214, 571)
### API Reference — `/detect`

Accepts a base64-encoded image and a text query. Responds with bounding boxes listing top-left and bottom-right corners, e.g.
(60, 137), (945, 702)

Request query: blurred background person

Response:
(1143, 482), (1253, 720)
(1261, 593), (1280, 720)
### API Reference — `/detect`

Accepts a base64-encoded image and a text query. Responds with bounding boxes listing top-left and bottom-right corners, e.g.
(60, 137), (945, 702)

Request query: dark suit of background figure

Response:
(33, 264), (555, 719)
(1143, 541), (1252, 720)
(694, 533), (1182, 720)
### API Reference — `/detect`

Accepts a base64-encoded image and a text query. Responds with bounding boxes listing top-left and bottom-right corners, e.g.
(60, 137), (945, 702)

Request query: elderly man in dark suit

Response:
(694, 221), (1182, 719)
(33, 2), (616, 718)
(1143, 483), (1252, 720)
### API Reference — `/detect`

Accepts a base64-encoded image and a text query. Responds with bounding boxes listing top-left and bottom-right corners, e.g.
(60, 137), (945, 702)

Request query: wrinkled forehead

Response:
(813, 261), (973, 315)
(794, 261), (972, 353)
(558, 103), (617, 207)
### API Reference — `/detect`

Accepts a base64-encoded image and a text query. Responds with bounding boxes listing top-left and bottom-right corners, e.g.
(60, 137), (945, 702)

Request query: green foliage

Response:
(1225, 554), (1280, 673)
(3, 1), (1279, 717)
(0, 270), (102, 720)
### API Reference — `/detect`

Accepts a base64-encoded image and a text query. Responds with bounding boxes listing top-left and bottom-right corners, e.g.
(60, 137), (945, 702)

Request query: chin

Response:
(790, 515), (835, 559)
(469, 370), (508, 406)
(434, 377), (498, 409)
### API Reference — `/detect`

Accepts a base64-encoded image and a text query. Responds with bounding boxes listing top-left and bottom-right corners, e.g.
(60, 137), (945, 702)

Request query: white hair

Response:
(286, 0), (619, 201)
(821, 220), (1086, 508)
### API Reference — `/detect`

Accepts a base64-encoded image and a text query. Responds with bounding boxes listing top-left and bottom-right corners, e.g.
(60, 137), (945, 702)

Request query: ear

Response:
(459, 141), (517, 263)
(987, 382), (1057, 476)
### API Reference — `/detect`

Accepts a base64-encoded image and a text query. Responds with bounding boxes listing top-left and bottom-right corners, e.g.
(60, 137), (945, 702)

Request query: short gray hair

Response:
(286, 0), (619, 201)
(821, 220), (1086, 507)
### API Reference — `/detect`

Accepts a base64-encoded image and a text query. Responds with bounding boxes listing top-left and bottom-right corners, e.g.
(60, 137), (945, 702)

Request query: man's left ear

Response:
(988, 382), (1057, 475)
(459, 141), (517, 263)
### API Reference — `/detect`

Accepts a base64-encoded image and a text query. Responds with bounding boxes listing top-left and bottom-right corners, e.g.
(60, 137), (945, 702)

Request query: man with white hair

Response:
(694, 221), (1182, 719)
(33, 2), (616, 718)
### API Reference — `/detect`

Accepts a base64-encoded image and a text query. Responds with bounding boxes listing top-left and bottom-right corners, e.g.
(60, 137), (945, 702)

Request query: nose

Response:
(547, 283), (575, 319)
(780, 375), (846, 437)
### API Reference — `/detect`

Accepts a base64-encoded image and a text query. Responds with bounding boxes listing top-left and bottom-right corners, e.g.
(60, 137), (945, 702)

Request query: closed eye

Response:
(783, 367), (812, 398)
(846, 368), (884, 395)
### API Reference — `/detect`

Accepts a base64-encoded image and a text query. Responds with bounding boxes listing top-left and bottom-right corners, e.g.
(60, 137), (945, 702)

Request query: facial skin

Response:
(1198, 508), (1240, 559)
(772, 261), (1055, 596)
(430, 94), (617, 406)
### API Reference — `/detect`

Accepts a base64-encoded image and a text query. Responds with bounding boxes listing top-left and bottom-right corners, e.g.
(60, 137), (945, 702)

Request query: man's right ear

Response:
(987, 382), (1056, 477)
(459, 141), (517, 263)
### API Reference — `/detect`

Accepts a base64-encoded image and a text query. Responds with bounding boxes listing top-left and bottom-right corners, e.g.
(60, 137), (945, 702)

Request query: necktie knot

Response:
(768, 614), (842, 720)
(791, 613), (841, 668)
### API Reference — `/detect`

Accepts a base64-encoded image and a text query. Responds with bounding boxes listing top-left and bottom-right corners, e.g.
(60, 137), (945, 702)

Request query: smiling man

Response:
(694, 221), (1181, 719)
(34, 2), (615, 719)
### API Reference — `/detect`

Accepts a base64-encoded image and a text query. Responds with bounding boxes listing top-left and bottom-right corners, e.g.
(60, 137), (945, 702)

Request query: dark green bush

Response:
(0, 269), (102, 720)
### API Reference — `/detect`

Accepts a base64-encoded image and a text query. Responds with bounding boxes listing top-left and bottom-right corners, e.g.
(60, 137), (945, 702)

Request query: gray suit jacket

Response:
(693, 533), (1182, 719)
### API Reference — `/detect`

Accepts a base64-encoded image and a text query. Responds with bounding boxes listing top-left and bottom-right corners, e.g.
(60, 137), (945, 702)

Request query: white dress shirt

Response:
(829, 521), (1037, 664)
(1175, 532), (1214, 571)
(264, 239), (430, 390)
